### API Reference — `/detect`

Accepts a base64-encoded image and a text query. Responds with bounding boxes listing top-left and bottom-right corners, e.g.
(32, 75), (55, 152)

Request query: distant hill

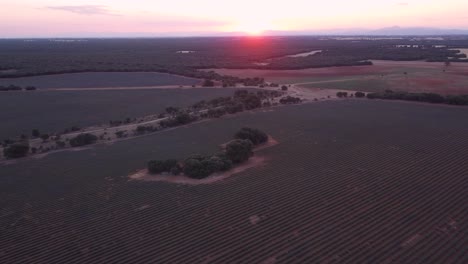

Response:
(368, 26), (468, 36)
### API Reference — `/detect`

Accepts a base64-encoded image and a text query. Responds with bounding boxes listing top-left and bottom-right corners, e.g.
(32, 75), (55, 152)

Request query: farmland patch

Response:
(0, 72), (200, 89)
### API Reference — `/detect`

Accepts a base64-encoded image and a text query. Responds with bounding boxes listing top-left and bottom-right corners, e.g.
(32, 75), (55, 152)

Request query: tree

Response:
(3, 143), (29, 159)
(165, 107), (180, 115)
(40, 134), (50, 141)
(69, 133), (98, 147)
(234, 127), (268, 145)
(281, 85), (288, 91)
(203, 79), (215, 87)
(32, 129), (40, 138)
(225, 139), (253, 164)
(183, 158), (207, 179)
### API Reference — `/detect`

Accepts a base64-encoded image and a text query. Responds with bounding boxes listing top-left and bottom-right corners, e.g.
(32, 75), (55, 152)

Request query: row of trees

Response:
(0, 85), (36, 91)
(147, 127), (268, 179)
(366, 90), (468, 105)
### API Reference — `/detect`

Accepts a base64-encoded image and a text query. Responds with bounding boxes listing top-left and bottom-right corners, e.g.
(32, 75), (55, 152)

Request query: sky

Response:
(1, 0), (468, 37)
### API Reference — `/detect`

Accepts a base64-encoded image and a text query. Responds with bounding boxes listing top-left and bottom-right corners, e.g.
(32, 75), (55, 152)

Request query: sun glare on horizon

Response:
(231, 19), (276, 35)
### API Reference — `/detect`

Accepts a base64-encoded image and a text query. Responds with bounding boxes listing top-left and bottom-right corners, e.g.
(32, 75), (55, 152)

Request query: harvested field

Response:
(1, 100), (467, 263)
(210, 61), (468, 95)
(0, 72), (200, 89)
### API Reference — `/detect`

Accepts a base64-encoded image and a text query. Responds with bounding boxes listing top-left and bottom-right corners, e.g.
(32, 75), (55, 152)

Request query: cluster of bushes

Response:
(0, 85), (36, 91)
(366, 90), (468, 105)
(148, 159), (181, 175)
(147, 128), (267, 179)
(62, 126), (81, 134)
(109, 118), (134, 127)
(160, 113), (197, 128)
(135, 125), (158, 134)
(69, 133), (98, 147)
(280, 96), (302, 104)
(234, 127), (268, 145)
(336, 92), (349, 98)
(194, 90), (282, 119)
(3, 143), (30, 159)
(445, 95), (468, 105)
(355, 91), (366, 98)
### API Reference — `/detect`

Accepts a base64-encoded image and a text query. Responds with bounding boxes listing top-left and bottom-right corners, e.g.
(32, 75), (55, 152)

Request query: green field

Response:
(0, 88), (244, 140)
(0, 72), (199, 89)
(1, 100), (467, 263)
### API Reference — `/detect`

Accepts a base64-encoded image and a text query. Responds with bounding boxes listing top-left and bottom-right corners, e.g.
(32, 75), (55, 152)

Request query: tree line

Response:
(147, 127), (268, 179)
(0, 85), (36, 91)
(367, 90), (468, 105)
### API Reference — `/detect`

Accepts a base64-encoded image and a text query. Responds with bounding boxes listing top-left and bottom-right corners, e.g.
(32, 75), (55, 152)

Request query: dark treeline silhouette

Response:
(367, 90), (468, 105)
(3, 38), (468, 84)
(0, 85), (36, 91)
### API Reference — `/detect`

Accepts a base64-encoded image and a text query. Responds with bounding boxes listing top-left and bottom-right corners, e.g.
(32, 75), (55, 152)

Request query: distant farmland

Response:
(0, 88), (243, 139)
(1, 100), (467, 263)
(209, 61), (468, 95)
(0, 72), (200, 89)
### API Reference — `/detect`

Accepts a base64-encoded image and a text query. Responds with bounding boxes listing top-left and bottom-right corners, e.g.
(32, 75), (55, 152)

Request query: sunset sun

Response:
(234, 21), (273, 35)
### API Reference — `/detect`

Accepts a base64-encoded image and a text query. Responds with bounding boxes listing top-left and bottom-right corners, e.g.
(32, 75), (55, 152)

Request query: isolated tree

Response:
(32, 129), (40, 138)
(281, 85), (288, 91)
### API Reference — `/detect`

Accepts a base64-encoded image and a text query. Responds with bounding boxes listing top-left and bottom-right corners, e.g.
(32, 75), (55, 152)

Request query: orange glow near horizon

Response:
(1, 0), (468, 37)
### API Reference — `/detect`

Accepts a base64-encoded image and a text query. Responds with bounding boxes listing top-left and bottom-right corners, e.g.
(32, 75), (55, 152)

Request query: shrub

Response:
(115, 131), (125, 138)
(148, 159), (179, 174)
(3, 143), (29, 159)
(355, 92), (366, 98)
(31, 129), (40, 138)
(234, 127), (268, 145)
(280, 96), (301, 104)
(202, 79), (215, 87)
(69, 133), (98, 147)
(336, 92), (348, 98)
(225, 139), (253, 164)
